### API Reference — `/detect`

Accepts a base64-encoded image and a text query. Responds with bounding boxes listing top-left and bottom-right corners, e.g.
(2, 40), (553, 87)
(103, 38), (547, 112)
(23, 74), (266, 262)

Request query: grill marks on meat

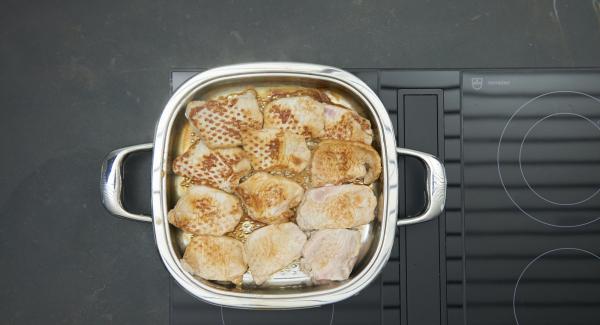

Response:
(215, 147), (253, 179)
(241, 128), (310, 174)
(168, 185), (243, 236)
(264, 96), (325, 138)
(172, 141), (251, 192)
(310, 140), (382, 187)
(172, 87), (382, 286)
(264, 87), (332, 104)
(186, 89), (262, 148)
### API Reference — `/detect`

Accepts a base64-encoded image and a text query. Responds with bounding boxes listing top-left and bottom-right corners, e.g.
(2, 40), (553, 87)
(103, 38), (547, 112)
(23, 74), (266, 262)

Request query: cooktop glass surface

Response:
(462, 71), (600, 325)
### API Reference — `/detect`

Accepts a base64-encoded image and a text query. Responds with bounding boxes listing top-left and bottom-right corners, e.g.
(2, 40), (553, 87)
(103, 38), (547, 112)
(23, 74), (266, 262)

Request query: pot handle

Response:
(396, 147), (447, 226)
(101, 143), (153, 223)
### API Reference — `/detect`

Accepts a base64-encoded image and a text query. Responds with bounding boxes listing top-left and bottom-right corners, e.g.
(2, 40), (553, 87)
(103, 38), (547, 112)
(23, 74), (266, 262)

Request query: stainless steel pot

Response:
(100, 62), (446, 309)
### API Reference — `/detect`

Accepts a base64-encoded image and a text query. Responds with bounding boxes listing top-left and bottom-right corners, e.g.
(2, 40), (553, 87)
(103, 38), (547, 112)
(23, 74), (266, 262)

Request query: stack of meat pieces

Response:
(169, 87), (382, 286)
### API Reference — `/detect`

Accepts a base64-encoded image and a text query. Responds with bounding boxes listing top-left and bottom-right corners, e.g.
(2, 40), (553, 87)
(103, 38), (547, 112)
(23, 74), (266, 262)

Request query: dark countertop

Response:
(1, 1), (599, 324)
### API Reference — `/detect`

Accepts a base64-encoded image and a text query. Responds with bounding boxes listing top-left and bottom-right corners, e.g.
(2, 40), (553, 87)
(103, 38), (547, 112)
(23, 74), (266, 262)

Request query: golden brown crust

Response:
(263, 88), (332, 104)
(244, 223), (307, 285)
(172, 141), (251, 192)
(310, 140), (382, 187)
(182, 235), (247, 283)
(236, 172), (304, 224)
(168, 186), (243, 235)
(186, 89), (262, 148)
(240, 128), (310, 174)
(323, 103), (373, 144)
(263, 96), (325, 138)
(214, 147), (252, 190)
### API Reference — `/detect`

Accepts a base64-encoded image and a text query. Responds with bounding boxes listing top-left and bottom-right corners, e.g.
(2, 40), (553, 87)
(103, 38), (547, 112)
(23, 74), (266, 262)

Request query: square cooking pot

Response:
(100, 62), (446, 309)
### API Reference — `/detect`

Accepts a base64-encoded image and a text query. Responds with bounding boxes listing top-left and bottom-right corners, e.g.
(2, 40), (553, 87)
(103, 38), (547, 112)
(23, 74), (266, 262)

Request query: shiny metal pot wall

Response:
(100, 63), (446, 309)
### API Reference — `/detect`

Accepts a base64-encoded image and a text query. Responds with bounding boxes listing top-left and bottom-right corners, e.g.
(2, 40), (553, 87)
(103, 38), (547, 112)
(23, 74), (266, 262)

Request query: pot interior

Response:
(165, 74), (387, 295)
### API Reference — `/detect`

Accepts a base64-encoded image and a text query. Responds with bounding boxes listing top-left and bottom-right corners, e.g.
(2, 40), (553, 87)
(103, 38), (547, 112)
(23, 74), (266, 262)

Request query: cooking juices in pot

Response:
(167, 82), (383, 289)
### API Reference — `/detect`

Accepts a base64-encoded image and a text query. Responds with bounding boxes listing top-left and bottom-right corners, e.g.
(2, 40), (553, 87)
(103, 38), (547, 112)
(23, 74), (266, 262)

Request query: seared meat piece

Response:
(241, 128), (310, 174)
(186, 89), (262, 148)
(301, 229), (361, 282)
(237, 172), (304, 224)
(263, 96), (325, 138)
(172, 141), (251, 192)
(181, 235), (247, 284)
(323, 103), (373, 144)
(214, 147), (252, 176)
(310, 140), (382, 187)
(296, 184), (377, 230)
(244, 223), (307, 285)
(168, 185), (243, 236)
(264, 87), (332, 103)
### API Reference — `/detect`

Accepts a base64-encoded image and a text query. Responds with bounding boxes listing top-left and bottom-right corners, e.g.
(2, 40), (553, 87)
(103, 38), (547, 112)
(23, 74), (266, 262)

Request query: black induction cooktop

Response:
(169, 69), (600, 325)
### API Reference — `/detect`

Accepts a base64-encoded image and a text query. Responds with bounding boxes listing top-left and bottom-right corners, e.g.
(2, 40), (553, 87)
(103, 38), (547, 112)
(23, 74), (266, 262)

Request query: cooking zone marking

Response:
(518, 112), (600, 206)
(497, 90), (600, 228)
(513, 248), (600, 325)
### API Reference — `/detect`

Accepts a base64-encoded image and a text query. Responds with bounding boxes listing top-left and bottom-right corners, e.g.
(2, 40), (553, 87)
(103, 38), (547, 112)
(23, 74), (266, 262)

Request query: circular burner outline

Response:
(518, 112), (600, 206)
(220, 303), (335, 325)
(497, 90), (600, 228)
(512, 247), (600, 325)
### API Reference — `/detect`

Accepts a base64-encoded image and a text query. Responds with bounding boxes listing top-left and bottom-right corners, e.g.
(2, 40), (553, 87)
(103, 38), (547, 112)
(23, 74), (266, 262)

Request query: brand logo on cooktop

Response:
(471, 77), (483, 90)
(488, 79), (511, 86)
